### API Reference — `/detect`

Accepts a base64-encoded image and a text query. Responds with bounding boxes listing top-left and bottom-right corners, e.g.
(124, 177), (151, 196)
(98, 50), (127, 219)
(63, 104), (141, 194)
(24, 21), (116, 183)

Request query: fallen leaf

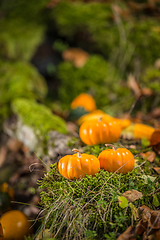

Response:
(154, 168), (160, 174)
(153, 194), (160, 207)
(117, 226), (136, 240)
(139, 205), (151, 222)
(127, 74), (141, 98)
(122, 189), (143, 202)
(140, 151), (156, 163)
(118, 196), (128, 208)
(135, 219), (148, 236)
(141, 175), (156, 184)
(62, 48), (89, 68)
(149, 210), (160, 229)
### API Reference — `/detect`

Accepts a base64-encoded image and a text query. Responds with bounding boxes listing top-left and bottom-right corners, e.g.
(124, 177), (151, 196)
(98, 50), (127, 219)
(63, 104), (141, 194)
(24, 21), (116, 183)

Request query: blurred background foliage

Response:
(0, 0), (160, 123)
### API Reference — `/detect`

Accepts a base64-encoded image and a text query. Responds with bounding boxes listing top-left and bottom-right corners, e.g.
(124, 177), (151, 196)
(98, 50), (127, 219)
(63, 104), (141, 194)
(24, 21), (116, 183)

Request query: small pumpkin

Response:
(98, 144), (135, 174)
(79, 117), (121, 145)
(78, 109), (131, 130)
(121, 123), (155, 141)
(71, 93), (96, 112)
(0, 210), (33, 240)
(58, 149), (100, 179)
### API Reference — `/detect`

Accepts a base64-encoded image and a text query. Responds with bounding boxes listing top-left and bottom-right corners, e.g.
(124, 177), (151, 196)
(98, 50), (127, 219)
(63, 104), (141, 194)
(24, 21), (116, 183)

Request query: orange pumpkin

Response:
(77, 109), (131, 130)
(98, 144), (135, 174)
(79, 117), (121, 145)
(71, 93), (96, 112)
(0, 210), (33, 240)
(58, 149), (100, 179)
(121, 123), (155, 141)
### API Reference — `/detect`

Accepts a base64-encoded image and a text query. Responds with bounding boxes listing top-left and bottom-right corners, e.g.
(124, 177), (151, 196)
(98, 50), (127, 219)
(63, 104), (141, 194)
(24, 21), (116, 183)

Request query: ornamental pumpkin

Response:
(58, 149), (100, 179)
(79, 117), (121, 145)
(71, 93), (96, 112)
(78, 109), (131, 130)
(121, 123), (155, 141)
(0, 210), (33, 240)
(98, 144), (135, 174)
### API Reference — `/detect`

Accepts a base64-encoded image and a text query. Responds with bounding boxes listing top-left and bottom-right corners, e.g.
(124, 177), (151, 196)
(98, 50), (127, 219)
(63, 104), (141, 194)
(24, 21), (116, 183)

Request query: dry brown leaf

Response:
(127, 74), (141, 98)
(135, 219), (148, 236)
(117, 226), (136, 240)
(149, 210), (160, 229)
(62, 48), (89, 68)
(140, 151), (156, 163)
(122, 189), (143, 202)
(139, 205), (151, 222)
(154, 168), (160, 174)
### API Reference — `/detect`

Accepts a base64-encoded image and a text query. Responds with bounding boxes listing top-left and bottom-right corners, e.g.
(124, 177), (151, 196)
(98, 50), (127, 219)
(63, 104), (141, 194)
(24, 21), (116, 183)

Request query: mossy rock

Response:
(3, 98), (68, 156)
(57, 54), (133, 115)
(38, 153), (160, 239)
(0, 60), (48, 104)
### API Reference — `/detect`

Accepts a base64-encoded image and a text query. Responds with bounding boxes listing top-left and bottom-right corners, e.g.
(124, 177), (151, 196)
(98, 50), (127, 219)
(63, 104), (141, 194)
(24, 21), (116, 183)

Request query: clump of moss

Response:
(9, 98), (67, 154)
(0, 60), (48, 104)
(0, 0), (51, 61)
(0, 18), (45, 61)
(57, 54), (133, 114)
(11, 98), (67, 136)
(38, 147), (159, 239)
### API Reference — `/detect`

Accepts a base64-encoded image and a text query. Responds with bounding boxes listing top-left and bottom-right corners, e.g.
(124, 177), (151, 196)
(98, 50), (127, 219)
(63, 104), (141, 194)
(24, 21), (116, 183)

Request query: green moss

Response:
(52, 1), (160, 73)
(0, 61), (48, 104)
(128, 18), (160, 70)
(141, 67), (160, 92)
(11, 98), (67, 137)
(57, 54), (133, 114)
(0, 18), (45, 61)
(38, 146), (160, 239)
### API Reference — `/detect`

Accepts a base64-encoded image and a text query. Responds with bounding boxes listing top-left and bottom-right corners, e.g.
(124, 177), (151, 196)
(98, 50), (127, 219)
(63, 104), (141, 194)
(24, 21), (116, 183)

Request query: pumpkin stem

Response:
(105, 144), (116, 151)
(72, 149), (81, 158)
(98, 117), (102, 122)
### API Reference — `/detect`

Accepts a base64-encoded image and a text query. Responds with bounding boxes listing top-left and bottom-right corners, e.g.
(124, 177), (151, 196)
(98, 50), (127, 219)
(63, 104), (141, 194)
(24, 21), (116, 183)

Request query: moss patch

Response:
(38, 144), (160, 239)
(11, 98), (67, 137)
(0, 60), (48, 104)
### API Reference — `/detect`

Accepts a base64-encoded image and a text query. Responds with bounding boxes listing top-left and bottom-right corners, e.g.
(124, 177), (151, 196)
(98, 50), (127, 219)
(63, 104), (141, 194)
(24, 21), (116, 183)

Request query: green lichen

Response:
(0, 60), (48, 104)
(57, 54), (133, 114)
(11, 98), (67, 137)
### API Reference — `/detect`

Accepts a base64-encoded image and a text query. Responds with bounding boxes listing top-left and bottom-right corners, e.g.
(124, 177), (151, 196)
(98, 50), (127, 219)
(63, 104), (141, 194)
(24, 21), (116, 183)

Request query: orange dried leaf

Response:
(140, 151), (156, 163)
(117, 226), (136, 240)
(154, 168), (160, 174)
(122, 189), (143, 202)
